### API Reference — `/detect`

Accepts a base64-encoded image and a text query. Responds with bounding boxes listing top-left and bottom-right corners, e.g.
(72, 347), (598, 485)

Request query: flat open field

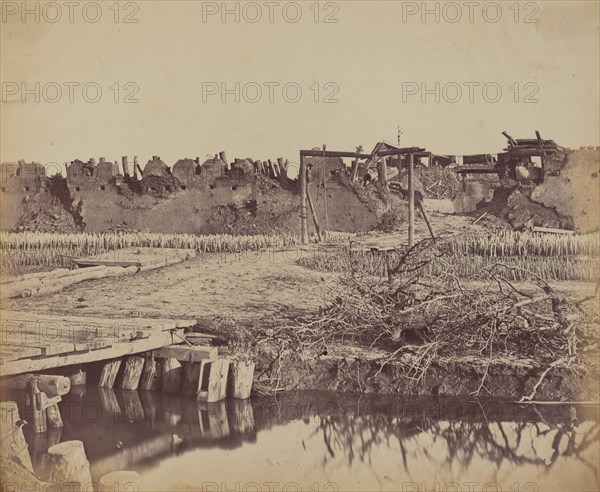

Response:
(4, 248), (339, 322)
(5, 246), (597, 324)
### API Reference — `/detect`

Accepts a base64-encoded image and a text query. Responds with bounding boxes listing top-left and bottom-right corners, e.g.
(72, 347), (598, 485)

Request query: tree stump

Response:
(161, 357), (182, 393)
(140, 357), (161, 391)
(46, 440), (92, 488)
(0, 401), (34, 473)
(120, 356), (145, 390)
(99, 359), (122, 388)
(99, 470), (142, 492)
(227, 360), (255, 399)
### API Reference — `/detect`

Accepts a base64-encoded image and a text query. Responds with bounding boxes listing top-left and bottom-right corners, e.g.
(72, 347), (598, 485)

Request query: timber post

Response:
(26, 377), (47, 433)
(0, 401), (34, 473)
(99, 359), (122, 388)
(408, 152), (415, 247)
(299, 153), (308, 244)
(46, 440), (92, 488)
(120, 356), (145, 390)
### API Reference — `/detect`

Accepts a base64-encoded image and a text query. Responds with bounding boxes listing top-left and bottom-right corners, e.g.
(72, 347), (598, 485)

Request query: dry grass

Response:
(298, 231), (600, 282)
(0, 231), (296, 269)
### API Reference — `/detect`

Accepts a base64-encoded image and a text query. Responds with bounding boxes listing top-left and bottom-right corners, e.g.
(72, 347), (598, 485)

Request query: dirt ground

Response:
(7, 247), (339, 321)
(7, 241), (597, 325)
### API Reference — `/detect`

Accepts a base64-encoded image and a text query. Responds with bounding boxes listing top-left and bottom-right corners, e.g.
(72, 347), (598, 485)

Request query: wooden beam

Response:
(408, 153), (415, 247)
(376, 148), (427, 158)
(300, 150), (371, 159)
(532, 226), (577, 235)
(299, 154), (309, 244)
(0, 374), (71, 396)
(0, 329), (182, 376)
(73, 260), (141, 268)
(417, 201), (436, 240)
(305, 187), (323, 242)
(152, 344), (218, 362)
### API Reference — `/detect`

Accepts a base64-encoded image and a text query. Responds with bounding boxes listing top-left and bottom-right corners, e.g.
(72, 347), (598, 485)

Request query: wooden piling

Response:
(46, 440), (92, 487)
(182, 362), (202, 395)
(227, 360), (255, 399)
(161, 357), (183, 393)
(120, 356), (145, 390)
(140, 357), (161, 391)
(45, 402), (63, 428)
(99, 470), (142, 492)
(0, 401), (34, 473)
(99, 359), (122, 388)
(26, 377), (47, 433)
(197, 359), (230, 403)
(68, 367), (86, 386)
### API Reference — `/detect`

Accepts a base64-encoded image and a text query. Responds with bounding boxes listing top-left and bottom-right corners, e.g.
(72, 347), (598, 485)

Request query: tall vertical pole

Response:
(299, 153), (308, 244)
(408, 152), (415, 247)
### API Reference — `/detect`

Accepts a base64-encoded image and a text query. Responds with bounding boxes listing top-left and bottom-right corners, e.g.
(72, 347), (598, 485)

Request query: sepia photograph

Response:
(1, 1), (599, 491)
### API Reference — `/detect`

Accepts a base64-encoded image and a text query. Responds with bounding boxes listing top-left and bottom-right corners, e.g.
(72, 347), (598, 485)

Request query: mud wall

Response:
(531, 148), (600, 231)
(73, 182), (254, 233)
(0, 162), (47, 230)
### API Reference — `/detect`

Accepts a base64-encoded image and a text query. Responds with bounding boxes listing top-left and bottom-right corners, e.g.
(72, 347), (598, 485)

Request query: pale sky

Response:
(1, 1), (599, 171)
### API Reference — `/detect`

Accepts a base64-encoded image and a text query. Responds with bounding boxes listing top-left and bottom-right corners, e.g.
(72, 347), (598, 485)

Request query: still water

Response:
(23, 388), (599, 492)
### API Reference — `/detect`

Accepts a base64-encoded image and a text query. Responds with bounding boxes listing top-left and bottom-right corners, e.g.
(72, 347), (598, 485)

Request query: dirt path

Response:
(7, 248), (339, 322)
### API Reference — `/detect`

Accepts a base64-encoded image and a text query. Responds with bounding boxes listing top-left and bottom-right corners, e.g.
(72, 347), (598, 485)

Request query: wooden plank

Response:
(1, 310), (195, 332)
(0, 312), (195, 365)
(2, 341), (75, 356)
(0, 329), (183, 377)
(74, 260), (141, 268)
(153, 345), (218, 362)
(532, 226), (577, 235)
(0, 345), (43, 359)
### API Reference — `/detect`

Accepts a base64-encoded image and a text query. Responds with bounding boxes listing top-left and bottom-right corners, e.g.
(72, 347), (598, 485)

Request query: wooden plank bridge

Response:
(0, 310), (195, 376)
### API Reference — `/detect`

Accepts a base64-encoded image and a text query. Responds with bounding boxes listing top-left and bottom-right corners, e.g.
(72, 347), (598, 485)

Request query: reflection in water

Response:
(22, 390), (599, 491)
